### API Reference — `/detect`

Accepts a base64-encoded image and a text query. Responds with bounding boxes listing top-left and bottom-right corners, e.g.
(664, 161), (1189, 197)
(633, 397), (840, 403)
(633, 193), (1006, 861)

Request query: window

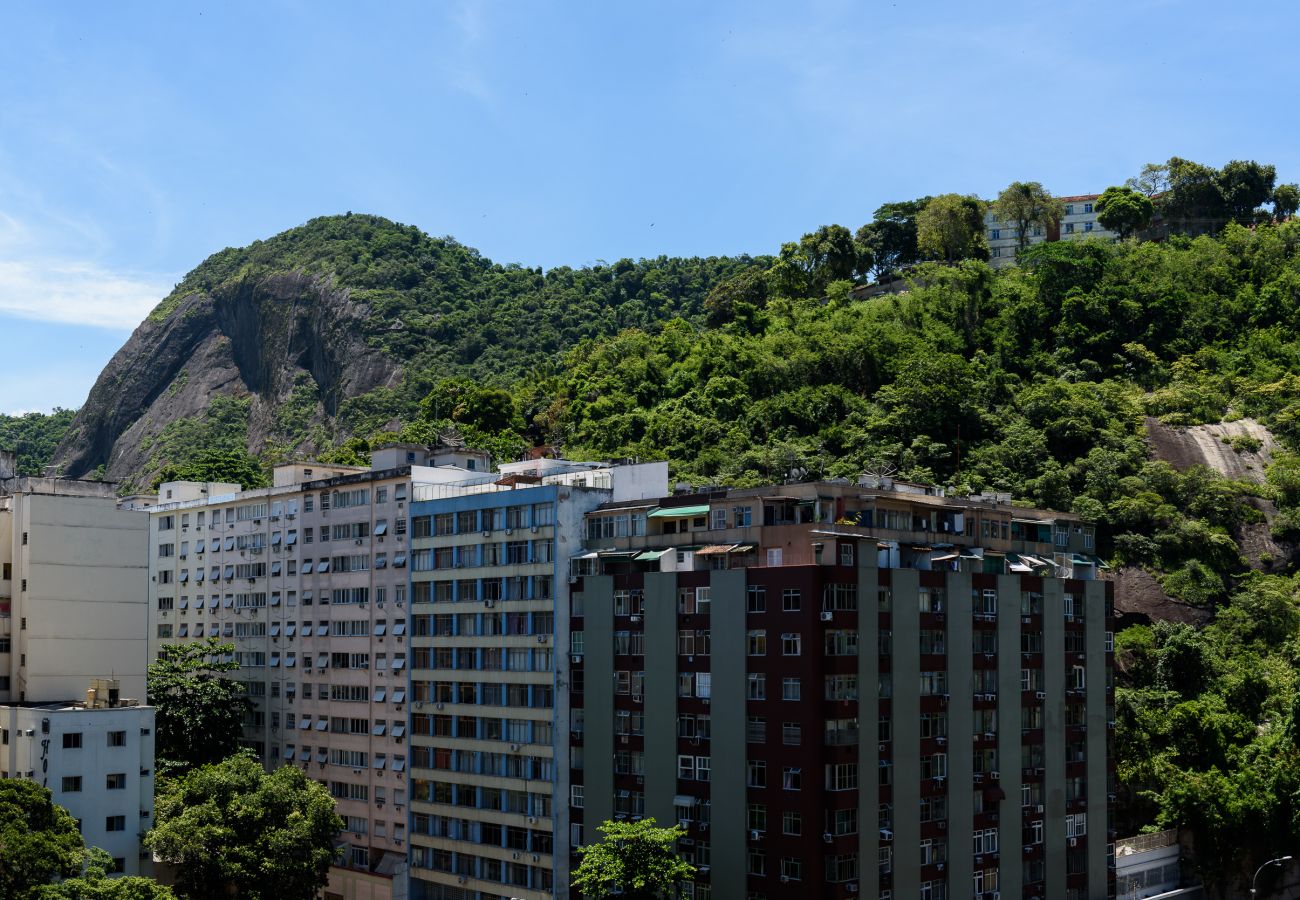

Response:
(747, 673), (766, 700)
(781, 677), (801, 701)
(105, 815), (126, 832)
(106, 773), (126, 790)
(747, 760), (766, 788)
(782, 722), (801, 745)
(747, 585), (766, 613)
(61, 776), (82, 792)
(781, 632), (801, 655)
(782, 589), (801, 612)
(782, 766), (802, 790)
(747, 630), (767, 656)
(62, 733), (82, 749)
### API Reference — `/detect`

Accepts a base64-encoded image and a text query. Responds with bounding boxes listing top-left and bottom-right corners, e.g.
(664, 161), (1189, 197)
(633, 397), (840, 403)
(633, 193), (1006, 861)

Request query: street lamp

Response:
(1251, 855), (1293, 897)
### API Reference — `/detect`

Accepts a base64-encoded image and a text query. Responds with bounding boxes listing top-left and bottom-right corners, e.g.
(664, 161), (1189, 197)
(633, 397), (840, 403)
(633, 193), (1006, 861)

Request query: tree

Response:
(855, 197), (931, 280)
(151, 447), (267, 491)
(1216, 159), (1276, 224)
(147, 638), (252, 774)
(916, 194), (988, 263)
(145, 753), (342, 900)
(1094, 185), (1155, 239)
(1272, 183), (1299, 221)
(769, 224), (869, 298)
(703, 266), (769, 327)
(0, 780), (86, 898)
(1126, 161), (1171, 197)
(33, 849), (176, 900)
(571, 818), (695, 900)
(992, 181), (1063, 255)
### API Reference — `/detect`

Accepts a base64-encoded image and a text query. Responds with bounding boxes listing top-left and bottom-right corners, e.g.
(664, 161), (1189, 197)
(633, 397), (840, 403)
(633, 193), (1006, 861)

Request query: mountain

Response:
(52, 214), (758, 487)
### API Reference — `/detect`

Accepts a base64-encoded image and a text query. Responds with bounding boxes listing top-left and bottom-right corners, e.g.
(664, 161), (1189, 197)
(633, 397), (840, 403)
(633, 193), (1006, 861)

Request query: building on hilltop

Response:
(405, 457), (667, 900)
(568, 478), (1114, 899)
(0, 679), (156, 877)
(986, 194), (1119, 268)
(0, 450), (150, 704)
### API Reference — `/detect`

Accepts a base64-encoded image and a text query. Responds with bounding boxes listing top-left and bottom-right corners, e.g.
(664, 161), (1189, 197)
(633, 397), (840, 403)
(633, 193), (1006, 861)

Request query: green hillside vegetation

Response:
(0, 409), (77, 476)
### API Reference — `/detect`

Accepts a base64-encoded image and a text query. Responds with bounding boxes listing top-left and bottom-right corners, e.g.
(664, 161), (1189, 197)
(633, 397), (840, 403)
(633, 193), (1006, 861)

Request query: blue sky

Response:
(2, 0), (1298, 412)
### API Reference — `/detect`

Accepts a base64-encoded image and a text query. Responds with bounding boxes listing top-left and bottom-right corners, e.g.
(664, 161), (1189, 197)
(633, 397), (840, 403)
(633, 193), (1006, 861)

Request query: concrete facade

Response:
(406, 461), (666, 900)
(0, 475), (149, 704)
(0, 687), (156, 876)
(144, 450), (483, 900)
(571, 481), (1115, 899)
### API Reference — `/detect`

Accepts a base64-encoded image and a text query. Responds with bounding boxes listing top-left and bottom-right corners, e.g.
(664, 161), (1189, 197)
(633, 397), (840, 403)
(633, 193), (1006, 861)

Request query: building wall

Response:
(3, 489), (149, 703)
(147, 469), (423, 896)
(987, 195), (1118, 268)
(0, 702), (155, 875)
(409, 484), (582, 900)
(569, 512), (1115, 899)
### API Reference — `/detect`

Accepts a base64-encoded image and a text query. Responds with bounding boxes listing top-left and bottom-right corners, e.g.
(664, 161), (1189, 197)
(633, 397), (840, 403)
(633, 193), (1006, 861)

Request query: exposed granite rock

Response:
(53, 273), (400, 481)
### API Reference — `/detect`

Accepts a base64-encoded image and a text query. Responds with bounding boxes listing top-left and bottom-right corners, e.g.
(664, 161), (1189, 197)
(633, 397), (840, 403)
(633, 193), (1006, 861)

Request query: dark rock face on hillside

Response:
(53, 273), (400, 481)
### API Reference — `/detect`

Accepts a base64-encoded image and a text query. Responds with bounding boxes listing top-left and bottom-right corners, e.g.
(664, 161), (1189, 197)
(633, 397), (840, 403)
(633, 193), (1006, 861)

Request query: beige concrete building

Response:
(146, 443), (486, 900)
(0, 451), (150, 703)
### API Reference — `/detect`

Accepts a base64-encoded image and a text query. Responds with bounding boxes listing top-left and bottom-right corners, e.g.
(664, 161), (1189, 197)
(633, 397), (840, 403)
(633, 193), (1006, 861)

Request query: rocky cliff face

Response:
(54, 272), (400, 481)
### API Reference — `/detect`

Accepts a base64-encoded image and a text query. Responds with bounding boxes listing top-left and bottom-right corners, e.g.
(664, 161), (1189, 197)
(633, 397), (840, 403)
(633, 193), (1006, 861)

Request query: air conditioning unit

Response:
(819, 611), (833, 622)
(822, 833), (833, 844)
(505, 528), (513, 535)
(531, 525), (538, 533)
(1036, 804), (1044, 813)
(1036, 691), (1046, 700)
(750, 830), (762, 841)
(483, 530), (491, 537)
(510, 743), (521, 752)
(1069, 837), (1078, 847)
(990, 771), (1000, 780)
(528, 816), (537, 824)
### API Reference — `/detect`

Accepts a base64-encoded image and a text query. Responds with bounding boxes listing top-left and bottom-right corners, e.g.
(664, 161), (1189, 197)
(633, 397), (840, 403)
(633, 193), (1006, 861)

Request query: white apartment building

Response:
(0, 678), (156, 876)
(407, 458), (667, 900)
(0, 451), (150, 703)
(987, 193), (1118, 268)
(146, 442), (487, 900)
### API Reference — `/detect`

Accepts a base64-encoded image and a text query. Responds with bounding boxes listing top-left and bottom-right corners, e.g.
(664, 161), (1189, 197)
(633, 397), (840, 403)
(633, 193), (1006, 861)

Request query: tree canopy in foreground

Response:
(572, 818), (695, 900)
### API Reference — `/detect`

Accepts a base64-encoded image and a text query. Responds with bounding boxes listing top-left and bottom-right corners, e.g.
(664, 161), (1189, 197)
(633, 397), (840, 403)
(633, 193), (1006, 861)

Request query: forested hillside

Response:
(0, 409), (77, 475)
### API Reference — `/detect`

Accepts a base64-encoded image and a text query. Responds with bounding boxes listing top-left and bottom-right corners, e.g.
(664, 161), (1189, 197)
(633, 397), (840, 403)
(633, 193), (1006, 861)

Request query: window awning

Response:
(270, 625), (281, 637)
(694, 544), (735, 556)
(316, 750), (327, 762)
(315, 719), (328, 731)
(180, 571), (189, 583)
(373, 688), (387, 703)
(271, 532), (282, 545)
(672, 795), (696, 807)
(391, 688), (406, 703)
(285, 655), (297, 667)
(270, 594), (281, 606)
(374, 623), (387, 636)
(373, 723), (387, 736)
(392, 622), (407, 636)
(374, 522), (389, 536)
(284, 747), (296, 761)
(1071, 554), (1094, 566)
(931, 553), (959, 562)
(393, 553), (407, 568)
(634, 549), (668, 561)
(392, 723), (406, 737)
(1086, 554), (1111, 570)
(648, 504), (710, 518)
(598, 550), (639, 558)
(298, 719), (312, 730)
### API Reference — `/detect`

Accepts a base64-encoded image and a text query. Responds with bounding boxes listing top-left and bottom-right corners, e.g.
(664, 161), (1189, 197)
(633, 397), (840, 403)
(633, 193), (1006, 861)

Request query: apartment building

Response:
(0, 679), (155, 876)
(0, 452), (150, 703)
(570, 479), (1114, 900)
(146, 442), (487, 900)
(407, 458), (667, 900)
(987, 194), (1118, 268)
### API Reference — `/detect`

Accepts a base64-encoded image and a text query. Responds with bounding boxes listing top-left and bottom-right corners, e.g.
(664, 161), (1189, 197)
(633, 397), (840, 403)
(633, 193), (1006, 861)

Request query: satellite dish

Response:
(861, 460), (897, 488)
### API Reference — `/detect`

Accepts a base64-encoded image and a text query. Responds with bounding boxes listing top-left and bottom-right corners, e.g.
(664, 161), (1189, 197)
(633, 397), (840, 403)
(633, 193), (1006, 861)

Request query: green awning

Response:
(647, 504), (710, 518)
(1088, 554), (1111, 570)
(1072, 554), (1094, 566)
(635, 549), (669, 561)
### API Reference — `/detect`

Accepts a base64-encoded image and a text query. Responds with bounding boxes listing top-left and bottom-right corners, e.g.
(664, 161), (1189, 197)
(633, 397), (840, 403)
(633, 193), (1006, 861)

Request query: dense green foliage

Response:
(0, 782), (172, 899)
(33, 849), (176, 899)
(147, 638), (254, 775)
(572, 818), (695, 899)
(0, 409), (76, 476)
(149, 212), (760, 388)
(0, 780), (87, 898)
(146, 753), (341, 900)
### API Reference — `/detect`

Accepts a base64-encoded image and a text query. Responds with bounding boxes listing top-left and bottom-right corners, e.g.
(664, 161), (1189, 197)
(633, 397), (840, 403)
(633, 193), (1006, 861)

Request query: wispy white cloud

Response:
(0, 258), (172, 329)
